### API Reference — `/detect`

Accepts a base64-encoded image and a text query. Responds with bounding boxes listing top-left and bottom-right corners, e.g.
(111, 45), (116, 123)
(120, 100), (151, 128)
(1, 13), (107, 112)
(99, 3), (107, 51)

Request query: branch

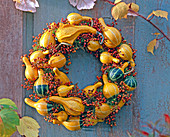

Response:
(128, 9), (170, 41)
(103, 0), (115, 5)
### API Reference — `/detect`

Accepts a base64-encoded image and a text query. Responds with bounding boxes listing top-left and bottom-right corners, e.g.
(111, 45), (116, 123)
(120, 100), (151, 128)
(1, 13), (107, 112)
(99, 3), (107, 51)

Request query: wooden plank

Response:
(0, 1), (23, 137)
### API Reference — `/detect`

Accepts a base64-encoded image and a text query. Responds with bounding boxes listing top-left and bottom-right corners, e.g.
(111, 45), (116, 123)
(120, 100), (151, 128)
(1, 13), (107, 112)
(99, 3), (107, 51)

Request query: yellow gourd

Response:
(55, 23), (103, 45)
(53, 111), (68, 122)
(95, 103), (112, 119)
(67, 13), (92, 25)
(53, 116), (81, 131)
(22, 57), (38, 81)
(49, 96), (85, 116)
(102, 74), (119, 99)
(118, 44), (135, 67)
(53, 67), (70, 85)
(48, 53), (66, 68)
(87, 41), (103, 51)
(99, 18), (122, 48)
(100, 51), (120, 64)
(34, 69), (49, 97)
(83, 82), (103, 96)
(40, 30), (56, 48)
(117, 99), (126, 109)
(24, 98), (53, 116)
(57, 85), (74, 97)
(30, 50), (50, 64)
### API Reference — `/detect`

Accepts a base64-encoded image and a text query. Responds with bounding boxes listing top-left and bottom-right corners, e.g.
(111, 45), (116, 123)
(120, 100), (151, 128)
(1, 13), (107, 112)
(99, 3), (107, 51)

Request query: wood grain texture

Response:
(0, 1), (23, 136)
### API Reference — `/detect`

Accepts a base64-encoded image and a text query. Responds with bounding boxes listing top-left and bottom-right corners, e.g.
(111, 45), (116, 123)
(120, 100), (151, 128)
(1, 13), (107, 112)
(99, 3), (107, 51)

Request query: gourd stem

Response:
(53, 67), (60, 76)
(121, 62), (129, 70)
(102, 74), (109, 84)
(42, 50), (50, 55)
(22, 57), (31, 66)
(111, 57), (120, 63)
(98, 18), (107, 28)
(94, 82), (103, 88)
(24, 98), (36, 108)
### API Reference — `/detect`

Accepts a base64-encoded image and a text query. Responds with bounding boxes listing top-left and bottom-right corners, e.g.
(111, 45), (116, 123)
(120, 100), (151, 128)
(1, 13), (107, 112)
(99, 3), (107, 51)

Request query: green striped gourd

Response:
(124, 76), (137, 91)
(24, 98), (53, 116)
(109, 62), (129, 82)
(34, 69), (49, 97)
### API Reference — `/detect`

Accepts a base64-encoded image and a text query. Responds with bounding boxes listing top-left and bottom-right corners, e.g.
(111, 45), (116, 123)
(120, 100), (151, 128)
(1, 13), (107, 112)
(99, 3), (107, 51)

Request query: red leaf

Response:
(0, 116), (2, 125)
(135, 129), (149, 136)
(164, 114), (170, 124)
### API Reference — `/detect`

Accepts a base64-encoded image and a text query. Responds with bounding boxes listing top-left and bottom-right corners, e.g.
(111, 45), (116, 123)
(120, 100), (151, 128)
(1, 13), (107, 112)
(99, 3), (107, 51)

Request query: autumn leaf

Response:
(13, 0), (39, 13)
(152, 32), (160, 36)
(0, 98), (18, 110)
(0, 109), (19, 137)
(114, 0), (121, 4)
(111, 2), (128, 20)
(69, 0), (96, 10)
(17, 116), (40, 137)
(127, 3), (139, 16)
(147, 39), (157, 55)
(135, 129), (149, 136)
(164, 114), (170, 124)
(147, 10), (168, 20)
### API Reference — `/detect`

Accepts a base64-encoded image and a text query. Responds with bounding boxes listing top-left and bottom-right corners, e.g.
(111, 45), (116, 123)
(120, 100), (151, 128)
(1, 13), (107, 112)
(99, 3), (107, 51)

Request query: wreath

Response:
(21, 13), (137, 131)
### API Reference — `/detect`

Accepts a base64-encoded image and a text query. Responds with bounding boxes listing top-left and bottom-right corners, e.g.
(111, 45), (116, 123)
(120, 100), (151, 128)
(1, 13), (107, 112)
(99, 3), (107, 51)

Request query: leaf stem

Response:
(103, 0), (115, 5)
(128, 9), (170, 41)
(148, 14), (155, 21)
(156, 36), (165, 41)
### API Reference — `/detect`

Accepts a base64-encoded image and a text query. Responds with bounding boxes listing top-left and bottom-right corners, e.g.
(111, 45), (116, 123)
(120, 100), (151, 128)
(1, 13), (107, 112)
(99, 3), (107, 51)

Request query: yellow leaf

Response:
(152, 32), (160, 36)
(111, 2), (128, 20)
(147, 39), (157, 55)
(153, 10), (168, 20)
(128, 2), (139, 12)
(114, 0), (122, 4)
(17, 116), (40, 137)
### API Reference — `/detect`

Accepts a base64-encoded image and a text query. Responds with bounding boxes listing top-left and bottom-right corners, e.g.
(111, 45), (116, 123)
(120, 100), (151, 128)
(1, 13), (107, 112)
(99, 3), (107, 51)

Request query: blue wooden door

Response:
(22, 0), (170, 136)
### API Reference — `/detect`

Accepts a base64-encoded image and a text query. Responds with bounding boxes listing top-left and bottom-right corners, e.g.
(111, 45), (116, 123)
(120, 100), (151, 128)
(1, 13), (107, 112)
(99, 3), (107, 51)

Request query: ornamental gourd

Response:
(55, 23), (104, 45)
(40, 30), (56, 48)
(24, 98), (53, 116)
(49, 96), (85, 116)
(118, 44), (135, 67)
(48, 53), (66, 68)
(53, 116), (82, 131)
(34, 69), (49, 97)
(22, 57), (38, 81)
(67, 13), (93, 25)
(53, 67), (70, 84)
(30, 50), (50, 65)
(99, 18), (122, 48)
(123, 76), (137, 91)
(95, 103), (112, 119)
(83, 82), (102, 96)
(53, 111), (68, 122)
(57, 85), (74, 97)
(109, 62), (129, 82)
(87, 41), (103, 51)
(100, 51), (120, 64)
(102, 74), (119, 98)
